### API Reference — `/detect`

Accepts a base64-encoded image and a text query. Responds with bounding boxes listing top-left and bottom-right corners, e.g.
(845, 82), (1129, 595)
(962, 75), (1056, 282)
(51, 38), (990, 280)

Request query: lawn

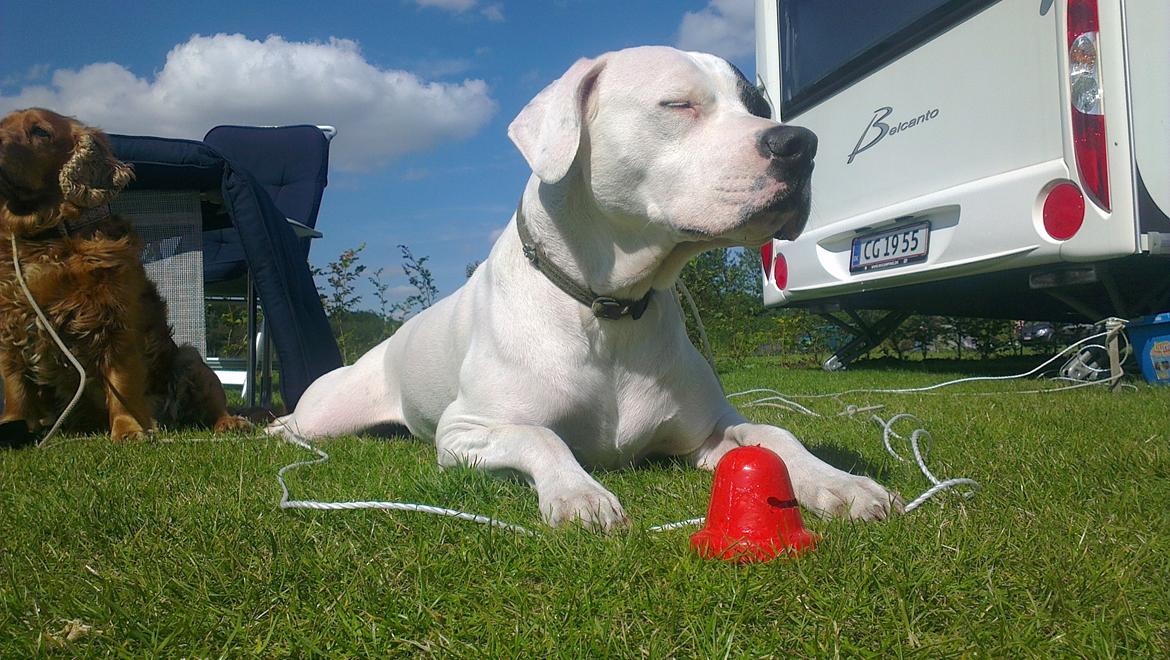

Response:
(2, 357), (1168, 656)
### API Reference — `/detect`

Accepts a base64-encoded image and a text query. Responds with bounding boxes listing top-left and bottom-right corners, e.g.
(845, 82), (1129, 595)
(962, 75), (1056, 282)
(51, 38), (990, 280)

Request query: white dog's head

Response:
(508, 45), (815, 247)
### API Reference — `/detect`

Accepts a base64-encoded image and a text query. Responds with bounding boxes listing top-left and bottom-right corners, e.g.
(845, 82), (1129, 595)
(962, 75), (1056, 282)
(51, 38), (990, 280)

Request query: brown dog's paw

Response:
(110, 415), (155, 442)
(111, 427), (153, 443)
(213, 415), (253, 434)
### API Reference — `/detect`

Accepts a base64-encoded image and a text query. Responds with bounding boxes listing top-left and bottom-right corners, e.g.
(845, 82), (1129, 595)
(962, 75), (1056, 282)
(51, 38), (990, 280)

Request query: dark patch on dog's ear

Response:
(726, 61), (772, 119)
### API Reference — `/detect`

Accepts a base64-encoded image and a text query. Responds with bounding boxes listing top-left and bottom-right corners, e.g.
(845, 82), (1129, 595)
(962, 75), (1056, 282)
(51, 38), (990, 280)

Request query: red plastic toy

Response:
(690, 445), (819, 562)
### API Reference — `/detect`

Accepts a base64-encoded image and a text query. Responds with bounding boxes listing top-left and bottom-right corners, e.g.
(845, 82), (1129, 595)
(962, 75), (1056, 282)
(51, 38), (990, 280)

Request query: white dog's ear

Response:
(508, 56), (607, 184)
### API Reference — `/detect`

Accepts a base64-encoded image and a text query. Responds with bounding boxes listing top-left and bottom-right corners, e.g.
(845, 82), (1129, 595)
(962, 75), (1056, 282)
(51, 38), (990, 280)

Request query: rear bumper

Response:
(764, 158), (1138, 308)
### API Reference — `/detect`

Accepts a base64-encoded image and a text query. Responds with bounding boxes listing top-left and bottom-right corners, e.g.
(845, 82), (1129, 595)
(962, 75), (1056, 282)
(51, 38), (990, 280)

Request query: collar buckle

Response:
(590, 297), (627, 320)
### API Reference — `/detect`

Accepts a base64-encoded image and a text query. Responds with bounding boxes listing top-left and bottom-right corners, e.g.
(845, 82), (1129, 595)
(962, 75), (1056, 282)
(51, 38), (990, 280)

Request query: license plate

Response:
(850, 221), (930, 273)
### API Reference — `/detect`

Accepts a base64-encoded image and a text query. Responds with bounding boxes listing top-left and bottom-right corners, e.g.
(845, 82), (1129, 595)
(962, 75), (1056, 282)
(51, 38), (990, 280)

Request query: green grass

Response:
(2, 357), (1168, 656)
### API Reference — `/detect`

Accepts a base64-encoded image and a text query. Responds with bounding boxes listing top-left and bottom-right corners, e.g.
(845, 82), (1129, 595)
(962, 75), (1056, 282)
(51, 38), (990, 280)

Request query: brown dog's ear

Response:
(58, 129), (134, 207)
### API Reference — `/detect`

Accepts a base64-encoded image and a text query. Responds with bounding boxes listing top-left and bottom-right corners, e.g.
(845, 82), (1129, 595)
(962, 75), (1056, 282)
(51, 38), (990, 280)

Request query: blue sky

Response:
(0, 0), (755, 308)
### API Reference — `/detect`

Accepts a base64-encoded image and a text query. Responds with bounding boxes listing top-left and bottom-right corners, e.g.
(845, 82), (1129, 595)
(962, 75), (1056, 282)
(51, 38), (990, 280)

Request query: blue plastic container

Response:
(1127, 313), (1170, 385)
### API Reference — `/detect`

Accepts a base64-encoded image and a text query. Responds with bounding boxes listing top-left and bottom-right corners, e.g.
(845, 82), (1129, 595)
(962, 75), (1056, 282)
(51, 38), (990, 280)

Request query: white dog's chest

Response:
(544, 371), (676, 466)
(515, 332), (714, 468)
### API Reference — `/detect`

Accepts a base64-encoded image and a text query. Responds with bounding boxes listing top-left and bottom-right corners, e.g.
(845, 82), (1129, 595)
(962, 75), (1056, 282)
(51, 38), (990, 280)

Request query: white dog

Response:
(272, 46), (901, 530)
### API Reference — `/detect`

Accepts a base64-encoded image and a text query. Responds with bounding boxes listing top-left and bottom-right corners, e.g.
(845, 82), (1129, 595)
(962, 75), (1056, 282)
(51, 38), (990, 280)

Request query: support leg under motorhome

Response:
(818, 310), (911, 371)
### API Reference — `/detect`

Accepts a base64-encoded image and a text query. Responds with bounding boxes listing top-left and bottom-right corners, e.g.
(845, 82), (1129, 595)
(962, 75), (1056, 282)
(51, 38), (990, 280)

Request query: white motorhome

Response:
(754, 0), (1168, 364)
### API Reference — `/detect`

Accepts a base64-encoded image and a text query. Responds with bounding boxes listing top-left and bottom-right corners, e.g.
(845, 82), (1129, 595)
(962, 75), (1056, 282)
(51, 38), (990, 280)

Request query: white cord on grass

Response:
(645, 517), (706, 533)
(737, 322), (1130, 400)
(737, 394), (823, 417)
(273, 422), (715, 535)
(10, 233), (88, 446)
(724, 322), (1132, 512)
(871, 413), (979, 512)
(729, 389), (982, 512)
(272, 420), (537, 535)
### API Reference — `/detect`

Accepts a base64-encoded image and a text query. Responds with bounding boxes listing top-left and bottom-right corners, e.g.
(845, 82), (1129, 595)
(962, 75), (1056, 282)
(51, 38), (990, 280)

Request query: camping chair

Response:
(202, 124), (334, 408)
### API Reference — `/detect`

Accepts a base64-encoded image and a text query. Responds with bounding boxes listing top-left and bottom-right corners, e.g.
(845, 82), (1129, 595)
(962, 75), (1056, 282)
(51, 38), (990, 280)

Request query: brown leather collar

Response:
(515, 200), (654, 321)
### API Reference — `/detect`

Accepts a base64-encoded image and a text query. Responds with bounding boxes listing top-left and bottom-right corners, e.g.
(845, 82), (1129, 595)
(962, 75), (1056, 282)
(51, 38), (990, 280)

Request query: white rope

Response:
(675, 279), (716, 376)
(729, 389), (823, 415)
(272, 422), (718, 535)
(871, 413), (980, 512)
(728, 391), (983, 512)
(749, 322), (1129, 399)
(645, 517), (707, 532)
(271, 420), (537, 535)
(730, 337), (1130, 403)
(725, 321), (1135, 512)
(838, 404), (885, 417)
(1058, 341), (1125, 377)
(10, 234), (88, 446)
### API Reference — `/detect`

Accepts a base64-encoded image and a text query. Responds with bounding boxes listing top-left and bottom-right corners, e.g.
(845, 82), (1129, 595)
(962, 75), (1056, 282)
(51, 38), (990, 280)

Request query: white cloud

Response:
(415, 0), (477, 11)
(414, 0), (503, 21)
(676, 0), (755, 60)
(0, 34), (497, 171)
(480, 4), (505, 22)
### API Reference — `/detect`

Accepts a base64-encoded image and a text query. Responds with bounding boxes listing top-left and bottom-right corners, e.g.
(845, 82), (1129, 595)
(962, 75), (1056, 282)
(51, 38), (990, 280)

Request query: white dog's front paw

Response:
(538, 477), (629, 531)
(801, 474), (904, 521)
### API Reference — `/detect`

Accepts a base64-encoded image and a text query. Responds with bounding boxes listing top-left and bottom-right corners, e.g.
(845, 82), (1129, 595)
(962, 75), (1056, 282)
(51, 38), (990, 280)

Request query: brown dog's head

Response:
(0, 108), (133, 228)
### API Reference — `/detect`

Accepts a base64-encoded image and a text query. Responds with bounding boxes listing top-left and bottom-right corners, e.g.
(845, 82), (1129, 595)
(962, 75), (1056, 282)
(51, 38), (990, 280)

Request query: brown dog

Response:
(0, 108), (249, 441)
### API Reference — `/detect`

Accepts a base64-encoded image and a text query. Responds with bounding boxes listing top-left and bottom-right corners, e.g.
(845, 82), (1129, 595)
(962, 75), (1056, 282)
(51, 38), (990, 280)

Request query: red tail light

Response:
(1042, 182), (1086, 240)
(772, 253), (788, 290)
(759, 242), (774, 283)
(1068, 0), (1110, 210)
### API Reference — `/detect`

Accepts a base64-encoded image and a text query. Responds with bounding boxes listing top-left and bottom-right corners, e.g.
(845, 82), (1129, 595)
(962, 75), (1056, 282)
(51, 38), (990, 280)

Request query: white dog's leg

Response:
(691, 412), (902, 521)
(436, 419), (628, 530)
(268, 341), (405, 440)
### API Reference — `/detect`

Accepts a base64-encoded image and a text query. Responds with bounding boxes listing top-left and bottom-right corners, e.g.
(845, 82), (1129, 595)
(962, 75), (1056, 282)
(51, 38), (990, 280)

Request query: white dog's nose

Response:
(760, 125), (817, 169)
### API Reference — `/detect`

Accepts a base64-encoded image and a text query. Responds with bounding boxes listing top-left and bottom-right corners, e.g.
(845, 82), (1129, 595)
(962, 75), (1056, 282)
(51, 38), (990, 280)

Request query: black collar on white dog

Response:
(514, 200), (653, 321)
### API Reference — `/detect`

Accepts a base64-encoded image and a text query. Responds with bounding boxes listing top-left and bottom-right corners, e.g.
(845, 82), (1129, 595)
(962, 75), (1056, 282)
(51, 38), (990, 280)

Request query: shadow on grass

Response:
(363, 422), (414, 439)
(808, 442), (892, 481)
(267, 406), (896, 486)
(846, 353), (1061, 376)
(636, 446), (891, 484)
(634, 454), (694, 473)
